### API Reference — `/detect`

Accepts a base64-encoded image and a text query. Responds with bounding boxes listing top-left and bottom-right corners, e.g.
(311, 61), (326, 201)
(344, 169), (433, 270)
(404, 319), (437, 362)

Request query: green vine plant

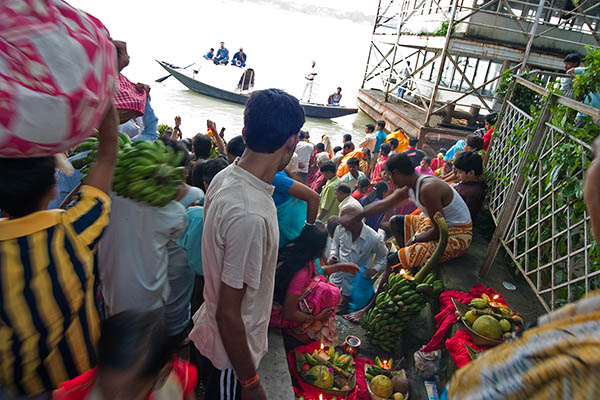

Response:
(492, 48), (600, 308)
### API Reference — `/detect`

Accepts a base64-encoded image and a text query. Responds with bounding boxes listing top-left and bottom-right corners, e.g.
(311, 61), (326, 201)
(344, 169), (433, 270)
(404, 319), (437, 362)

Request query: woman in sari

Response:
(270, 225), (359, 346)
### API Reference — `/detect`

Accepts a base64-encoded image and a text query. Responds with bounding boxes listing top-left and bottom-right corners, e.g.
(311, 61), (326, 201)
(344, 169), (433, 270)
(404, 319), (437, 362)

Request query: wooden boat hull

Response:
(157, 61), (358, 119)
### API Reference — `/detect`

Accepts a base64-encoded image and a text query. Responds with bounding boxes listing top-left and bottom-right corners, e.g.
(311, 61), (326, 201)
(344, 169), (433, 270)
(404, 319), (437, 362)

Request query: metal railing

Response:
(481, 74), (600, 311)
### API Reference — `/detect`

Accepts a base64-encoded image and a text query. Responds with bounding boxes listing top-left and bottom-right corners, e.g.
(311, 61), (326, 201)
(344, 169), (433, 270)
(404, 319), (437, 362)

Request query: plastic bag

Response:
(414, 349), (441, 378)
(348, 266), (375, 313)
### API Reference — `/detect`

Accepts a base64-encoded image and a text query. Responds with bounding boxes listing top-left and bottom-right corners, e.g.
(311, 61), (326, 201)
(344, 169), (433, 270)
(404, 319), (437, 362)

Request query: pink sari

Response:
(270, 263), (341, 346)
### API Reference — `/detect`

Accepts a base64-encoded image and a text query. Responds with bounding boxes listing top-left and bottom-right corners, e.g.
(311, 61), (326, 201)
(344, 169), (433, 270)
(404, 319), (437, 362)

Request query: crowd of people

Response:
(3, 3), (599, 399)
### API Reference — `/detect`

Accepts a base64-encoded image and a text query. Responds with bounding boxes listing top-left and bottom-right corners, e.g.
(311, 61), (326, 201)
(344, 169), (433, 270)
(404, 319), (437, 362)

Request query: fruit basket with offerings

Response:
(452, 294), (524, 347)
(294, 344), (356, 397)
(365, 357), (409, 400)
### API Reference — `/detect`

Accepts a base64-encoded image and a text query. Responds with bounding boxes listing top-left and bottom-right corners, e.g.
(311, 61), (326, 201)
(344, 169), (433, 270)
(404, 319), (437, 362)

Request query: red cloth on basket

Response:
(287, 340), (373, 400)
(421, 284), (506, 353)
(445, 329), (492, 368)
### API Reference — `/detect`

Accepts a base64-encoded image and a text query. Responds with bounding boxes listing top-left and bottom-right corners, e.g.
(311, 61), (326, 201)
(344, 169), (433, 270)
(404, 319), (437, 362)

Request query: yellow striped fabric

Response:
(0, 186), (109, 396)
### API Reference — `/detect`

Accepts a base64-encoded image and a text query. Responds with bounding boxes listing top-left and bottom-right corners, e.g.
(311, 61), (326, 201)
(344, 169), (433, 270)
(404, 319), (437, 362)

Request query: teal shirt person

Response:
(374, 129), (387, 153)
(573, 67), (600, 123)
(177, 206), (204, 275)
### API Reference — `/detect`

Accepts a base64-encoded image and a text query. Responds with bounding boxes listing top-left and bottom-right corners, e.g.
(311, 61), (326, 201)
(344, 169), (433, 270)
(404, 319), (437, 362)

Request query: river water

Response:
(68, 0), (377, 146)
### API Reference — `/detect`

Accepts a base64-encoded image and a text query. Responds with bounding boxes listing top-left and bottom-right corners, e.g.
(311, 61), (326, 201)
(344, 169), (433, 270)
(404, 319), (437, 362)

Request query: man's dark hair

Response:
(299, 130), (309, 140)
(343, 141), (355, 150)
(409, 136), (419, 147)
(193, 134), (212, 159)
(377, 120), (385, 129)
(226, 135), (246, 158)
(365, 124), (375, 132)
(159, 137), (191, 167)
(358, 177), (370, 188)
(202, 157), (229, 186)
(0, 157), (56, 218)
(422, 156), (432, 165)
(388, 138), (399, 149)
(386, 153), (416, 176)
(346, 157), (359, 167)
(98, 311), (172, 379)
(210, 48), (214, 51)
(564, 53), (582, 65)
(191, 161), (207, 192)
(343, 134), (352, 142)
(320, 161), (336, 173)
(380, 142), (391, 157)
(243, 89), (305, 153)
(485, 113), (498, 125)
(454, 150), (483, 176)
(466, 134), (484, 151)
(335, 183), (352, 194)
(333, 146), (342, 153)
(439, 147), (448, 155)
(315, 143), (325, 152)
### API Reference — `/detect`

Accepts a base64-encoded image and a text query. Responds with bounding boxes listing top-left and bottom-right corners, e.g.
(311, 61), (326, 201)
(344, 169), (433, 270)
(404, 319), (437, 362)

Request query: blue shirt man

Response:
(204, 48), (215, 60)
(373, 120), (387, 159)
(231, 48), (247, 67)
(214, 42), (229, 65)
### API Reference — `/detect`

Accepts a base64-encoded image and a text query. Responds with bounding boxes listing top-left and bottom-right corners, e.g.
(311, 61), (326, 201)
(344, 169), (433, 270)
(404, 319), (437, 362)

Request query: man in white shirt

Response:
(189, 89), (305, 400)
(328, 203), (388, 314)
(340, 157), (367, 190)
(295, 130), (314, 183)
(98, 195), (187, 316)
(336, 183), (363, 215)
(302, 61), (318, 103)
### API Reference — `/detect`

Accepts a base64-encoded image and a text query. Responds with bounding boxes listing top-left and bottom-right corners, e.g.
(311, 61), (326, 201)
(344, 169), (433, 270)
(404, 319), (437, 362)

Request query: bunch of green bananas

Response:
(71, 133), (184, 207)
(112, 140), (184, 207)
(360, 271), (444, 352)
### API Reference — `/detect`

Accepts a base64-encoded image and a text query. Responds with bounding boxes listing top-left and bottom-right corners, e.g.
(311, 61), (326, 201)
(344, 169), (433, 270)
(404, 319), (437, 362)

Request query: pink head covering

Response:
(0, 0), (117, 157)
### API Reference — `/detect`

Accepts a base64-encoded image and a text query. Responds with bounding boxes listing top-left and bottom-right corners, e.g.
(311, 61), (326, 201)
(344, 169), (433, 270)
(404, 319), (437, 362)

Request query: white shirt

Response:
(409, 175), (471, 226)
(295, 141), (314, 173)
(305, 67), (318, 81)
(190, 162), (279, 371)
(98, 195), (187, 316)
(329, 224), (388, 294)
(360, 134), (377, 153)
(340, 171), (367, 190)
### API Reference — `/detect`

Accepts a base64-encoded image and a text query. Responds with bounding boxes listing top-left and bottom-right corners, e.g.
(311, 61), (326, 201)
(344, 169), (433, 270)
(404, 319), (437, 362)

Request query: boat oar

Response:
(155, 62), (195, 83)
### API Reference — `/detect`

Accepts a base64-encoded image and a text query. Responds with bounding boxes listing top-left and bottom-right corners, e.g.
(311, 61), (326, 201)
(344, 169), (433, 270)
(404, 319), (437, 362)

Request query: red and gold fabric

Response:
(397, 214), (472, 269)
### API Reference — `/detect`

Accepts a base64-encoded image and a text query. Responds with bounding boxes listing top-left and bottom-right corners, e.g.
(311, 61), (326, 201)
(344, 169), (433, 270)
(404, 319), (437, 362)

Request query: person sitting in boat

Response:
(328, 87), (342, 106)
(231, 48), (247, 67)
(237, 68), (255, 91)
(213, 41), (229, 65)
(203, 47), (214, 60)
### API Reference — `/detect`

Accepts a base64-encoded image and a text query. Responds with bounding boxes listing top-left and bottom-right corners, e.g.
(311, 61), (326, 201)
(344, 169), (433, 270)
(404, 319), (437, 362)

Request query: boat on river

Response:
(157, 61), (358, 119)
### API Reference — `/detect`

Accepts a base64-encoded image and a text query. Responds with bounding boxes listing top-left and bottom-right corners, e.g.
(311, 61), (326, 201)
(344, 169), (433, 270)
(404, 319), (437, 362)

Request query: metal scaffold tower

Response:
(361, 0), (600, 128)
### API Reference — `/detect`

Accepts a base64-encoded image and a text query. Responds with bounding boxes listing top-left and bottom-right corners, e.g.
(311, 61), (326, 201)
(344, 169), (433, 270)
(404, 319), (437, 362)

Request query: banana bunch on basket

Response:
(361, 272), (444, 352)
(71, 133), (184, 207)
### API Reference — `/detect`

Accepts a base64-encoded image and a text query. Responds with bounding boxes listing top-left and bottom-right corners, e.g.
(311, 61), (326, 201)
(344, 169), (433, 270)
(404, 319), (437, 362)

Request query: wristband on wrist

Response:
(304, 221), (315, 227)
(240, 373), (259, 388)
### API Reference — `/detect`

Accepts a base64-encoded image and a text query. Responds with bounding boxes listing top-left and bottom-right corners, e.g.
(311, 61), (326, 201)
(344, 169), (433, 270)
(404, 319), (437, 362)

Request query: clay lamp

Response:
(317, 343), (330, 361)
(489, 294), (503, 308)
(382, 359), (391, 370)
(400, 268), (415, 281)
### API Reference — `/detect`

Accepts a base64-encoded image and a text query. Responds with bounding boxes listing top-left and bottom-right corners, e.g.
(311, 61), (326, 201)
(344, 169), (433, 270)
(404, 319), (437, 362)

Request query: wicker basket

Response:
(451, 298), (501, 347)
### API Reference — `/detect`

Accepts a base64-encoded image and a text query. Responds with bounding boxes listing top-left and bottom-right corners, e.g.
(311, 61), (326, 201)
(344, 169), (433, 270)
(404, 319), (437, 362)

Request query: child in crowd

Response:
(0, 106), (118, 397)
(362, 181), (389, 231)
(360, 149), (371, 176)
(452, 151), (486, 220)
(416, 156), (434, 175)
(388, 137), (399, 153)
(318, 162), (342, 221)
(53, 311), (197, 400)
(430, 147), (447, 171)
(371, 143), (391, 180)
(340, 157), (367, 189)
(270, 225), (360, 346)
(352, 177), (371, 202)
